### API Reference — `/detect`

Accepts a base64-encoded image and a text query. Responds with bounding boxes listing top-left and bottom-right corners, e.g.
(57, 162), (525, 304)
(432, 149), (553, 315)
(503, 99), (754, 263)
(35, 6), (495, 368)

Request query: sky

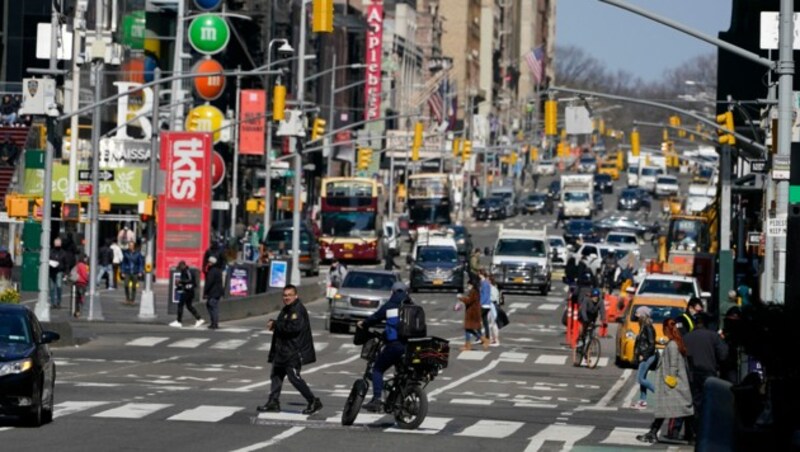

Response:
(556, 0), (732, 81)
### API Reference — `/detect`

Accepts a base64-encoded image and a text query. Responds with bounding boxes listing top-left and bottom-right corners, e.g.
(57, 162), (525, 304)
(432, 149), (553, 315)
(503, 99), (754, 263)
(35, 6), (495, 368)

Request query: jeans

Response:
(268, 362), (315, 404)
(177, 291), (201, 323)
(49, 272), (63, 307)
(372, 342), (405, 399)
(123, 273), (138, 302)
(464, 329), (481, 343)
(481, 307), (491, 338)
(96, 265), (113, 288)
(637, 355), (656, 400)
(206, 297), (220, 327)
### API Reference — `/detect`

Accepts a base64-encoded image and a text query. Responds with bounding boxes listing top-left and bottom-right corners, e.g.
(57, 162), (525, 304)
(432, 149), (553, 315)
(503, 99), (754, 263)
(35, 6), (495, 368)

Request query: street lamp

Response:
(263, 38), (294, 237)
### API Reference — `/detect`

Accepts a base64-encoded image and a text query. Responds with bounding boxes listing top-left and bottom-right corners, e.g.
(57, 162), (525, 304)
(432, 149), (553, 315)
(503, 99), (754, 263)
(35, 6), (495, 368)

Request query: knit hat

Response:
(635, 306), (652, 318)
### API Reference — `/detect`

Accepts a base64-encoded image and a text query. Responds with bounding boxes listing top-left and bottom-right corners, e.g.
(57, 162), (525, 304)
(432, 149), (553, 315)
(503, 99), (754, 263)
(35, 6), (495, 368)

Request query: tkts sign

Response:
(156, 132), (212, 280)
(364, 1), (383, 121)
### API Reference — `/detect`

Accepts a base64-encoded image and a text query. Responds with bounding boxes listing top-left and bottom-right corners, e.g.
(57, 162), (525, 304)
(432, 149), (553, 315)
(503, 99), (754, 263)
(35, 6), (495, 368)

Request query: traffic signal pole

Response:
(290, 0), (309, 286)
(139, 68), (160, 320)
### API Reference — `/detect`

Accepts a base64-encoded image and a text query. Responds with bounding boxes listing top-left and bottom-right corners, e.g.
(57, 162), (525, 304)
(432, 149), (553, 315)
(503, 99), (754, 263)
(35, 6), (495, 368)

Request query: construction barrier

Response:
(566, 300), (580, 349)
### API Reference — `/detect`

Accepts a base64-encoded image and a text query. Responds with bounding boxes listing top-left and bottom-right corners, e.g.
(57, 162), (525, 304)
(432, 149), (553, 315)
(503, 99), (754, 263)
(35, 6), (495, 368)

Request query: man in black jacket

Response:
(170, 261), (204, 328)
(675, 297), (704, 337)
(48, 238), (69, 309)
(684, 312), (728, 431)
(203, 256), (224, 329)
(257, 284), (323, 415)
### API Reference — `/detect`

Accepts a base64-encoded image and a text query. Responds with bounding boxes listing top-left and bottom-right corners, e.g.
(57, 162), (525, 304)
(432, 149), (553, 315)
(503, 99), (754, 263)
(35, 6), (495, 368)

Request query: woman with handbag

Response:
(455, 282), (483, 351)
(631, 306), (656, 409)
(636, 318), (695, 444)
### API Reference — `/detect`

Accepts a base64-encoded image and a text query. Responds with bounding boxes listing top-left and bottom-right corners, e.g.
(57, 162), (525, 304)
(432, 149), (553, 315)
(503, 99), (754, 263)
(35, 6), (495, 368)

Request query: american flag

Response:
(524, 46), (545, 85)
(428, 83), (445, 123)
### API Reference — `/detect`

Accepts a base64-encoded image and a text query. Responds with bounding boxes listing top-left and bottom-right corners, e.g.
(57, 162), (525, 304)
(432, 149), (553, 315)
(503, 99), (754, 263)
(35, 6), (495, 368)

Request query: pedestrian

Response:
(0, 95), (17, 125)
(70, 253), (89, 318)
(257, 284), (323, 415)
(0, 245), (13, 281)
(631, 306), (656, 409)
(456, 281), (483, 351)
(97, 239), (114, 289)
(532, 171), (540, 191)
(684, 312), (728, 436)
(170, 261), (205, 329)
(468, 248), (481, 283)
(120, 242), (144, 304)
(203, 256), (224, 329)
(204, 239), (225, 269)
(636, 318), (695, 444)
(117, 226), (135, 247)
(110, 240), (123, 289)
(674, 297), (703, 338)
(328, 257), (348, 289)
(488, 276), (502, 346)
(478, 272), (492, 350)
(555, 206), (566, 228)
(383, 240), (399, 270)
(0, 135), (19, 166)
(48, 238), (69, 309)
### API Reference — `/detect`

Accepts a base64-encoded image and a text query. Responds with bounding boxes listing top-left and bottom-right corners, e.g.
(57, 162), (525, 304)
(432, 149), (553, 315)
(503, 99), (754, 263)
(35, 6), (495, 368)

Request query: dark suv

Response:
(409, 246), (465, 292)
(264, 220), (321, 276)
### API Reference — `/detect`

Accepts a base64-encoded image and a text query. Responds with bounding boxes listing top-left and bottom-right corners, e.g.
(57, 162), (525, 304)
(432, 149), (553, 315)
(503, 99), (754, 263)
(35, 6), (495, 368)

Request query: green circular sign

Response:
(121, 11), (146, 50)
(188, 14), (230, 55)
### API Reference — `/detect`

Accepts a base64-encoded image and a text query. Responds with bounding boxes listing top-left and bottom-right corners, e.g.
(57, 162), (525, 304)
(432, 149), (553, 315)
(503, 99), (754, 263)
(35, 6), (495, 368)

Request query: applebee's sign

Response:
(364, 1), (383, 121)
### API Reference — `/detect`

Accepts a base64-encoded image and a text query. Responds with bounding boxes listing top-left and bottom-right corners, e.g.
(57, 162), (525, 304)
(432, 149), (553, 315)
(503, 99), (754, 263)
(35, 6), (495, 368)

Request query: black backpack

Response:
(398, 300), (427, 339)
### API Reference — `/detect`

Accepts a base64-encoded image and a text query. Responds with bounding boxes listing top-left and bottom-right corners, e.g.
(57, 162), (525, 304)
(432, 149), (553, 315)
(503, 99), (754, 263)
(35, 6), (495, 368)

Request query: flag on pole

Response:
(428, 82), (445, 123)
(524, 45), (545, 85)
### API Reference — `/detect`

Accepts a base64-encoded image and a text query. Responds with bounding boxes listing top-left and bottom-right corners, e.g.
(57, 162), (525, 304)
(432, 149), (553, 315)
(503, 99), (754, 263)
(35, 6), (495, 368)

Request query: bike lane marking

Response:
(575, 368), (633, 412)
(427, 359), (501, 400)
(228, 426), (305, 452)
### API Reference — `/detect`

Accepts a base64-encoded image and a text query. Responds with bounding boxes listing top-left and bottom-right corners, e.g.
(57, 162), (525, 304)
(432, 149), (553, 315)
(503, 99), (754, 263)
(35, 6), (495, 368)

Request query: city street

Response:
(1, 174), (689, 451)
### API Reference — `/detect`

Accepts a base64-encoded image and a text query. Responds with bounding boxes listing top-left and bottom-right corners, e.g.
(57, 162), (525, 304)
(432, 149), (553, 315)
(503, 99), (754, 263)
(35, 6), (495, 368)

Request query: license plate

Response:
(344, 253), (353, 258)
(432, 279), (444, 285)
(344, 243), (354, 250)
(513, 277), (524, 283)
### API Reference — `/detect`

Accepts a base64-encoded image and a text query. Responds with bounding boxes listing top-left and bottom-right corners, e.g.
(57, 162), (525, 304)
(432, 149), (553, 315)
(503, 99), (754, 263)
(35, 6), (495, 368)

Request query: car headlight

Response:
(456, 239), (465, 245)
(625, 330), (636, 339)
(0, 358), (33, 377)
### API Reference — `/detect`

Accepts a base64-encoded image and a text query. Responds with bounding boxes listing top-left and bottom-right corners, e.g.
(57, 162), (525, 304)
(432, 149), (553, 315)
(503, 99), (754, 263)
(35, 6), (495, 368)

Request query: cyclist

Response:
(578, 288), (607, 349)
(357, 282), (413, 412)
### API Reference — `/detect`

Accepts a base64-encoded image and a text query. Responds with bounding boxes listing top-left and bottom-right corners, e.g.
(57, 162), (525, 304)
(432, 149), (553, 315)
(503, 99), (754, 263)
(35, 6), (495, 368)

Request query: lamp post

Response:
(291, 0), (309, 287)
(263, 39), (294, 235)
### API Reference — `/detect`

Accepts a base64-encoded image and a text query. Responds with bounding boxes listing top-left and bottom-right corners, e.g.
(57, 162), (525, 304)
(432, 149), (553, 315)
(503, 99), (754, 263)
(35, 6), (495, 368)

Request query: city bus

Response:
(319, 177), (384, 262)
(407, 172), (452, 237)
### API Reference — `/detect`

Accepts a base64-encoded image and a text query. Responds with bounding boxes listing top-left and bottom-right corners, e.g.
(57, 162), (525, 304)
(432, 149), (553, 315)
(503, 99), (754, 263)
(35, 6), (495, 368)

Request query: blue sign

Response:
(269, 261), (288, 288)
(194, 0), (223, 10)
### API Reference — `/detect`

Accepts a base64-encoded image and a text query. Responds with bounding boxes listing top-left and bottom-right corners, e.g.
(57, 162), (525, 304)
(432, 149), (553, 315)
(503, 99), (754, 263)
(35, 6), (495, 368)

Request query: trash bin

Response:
(21, 251), (40, 292)
(167, 267), (200, 315)
(227, 263), (255, 297)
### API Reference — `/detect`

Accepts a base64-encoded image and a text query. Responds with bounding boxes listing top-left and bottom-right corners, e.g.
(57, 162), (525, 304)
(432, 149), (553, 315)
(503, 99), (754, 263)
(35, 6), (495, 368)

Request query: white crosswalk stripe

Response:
(456, 419), (524, 438)
(93, 403), (172, 419)
(168, 338), (210, 349)
(210, 339), (248, 350)
(534, 354), (568, 365)
(537, 303), (559, 311)
(53, 401), (111, 418)
(600, 427), (652, 446)
(125, 337), (169, 347)
(457, 350), (490, 361)
(167, 405), (244, 422)
(384, 416), (452, 435)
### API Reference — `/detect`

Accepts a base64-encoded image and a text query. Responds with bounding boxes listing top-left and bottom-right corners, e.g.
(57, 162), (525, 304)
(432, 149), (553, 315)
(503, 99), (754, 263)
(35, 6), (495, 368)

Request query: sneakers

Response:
(169, 320), (182, 328)
(302, 398), (323, 415)
(194, 319), (206, 328)
(362, 398), (383, 413)
(490, 340), (500, 347)
(636, 432), (657, 444)
(256, 400), (280, 413)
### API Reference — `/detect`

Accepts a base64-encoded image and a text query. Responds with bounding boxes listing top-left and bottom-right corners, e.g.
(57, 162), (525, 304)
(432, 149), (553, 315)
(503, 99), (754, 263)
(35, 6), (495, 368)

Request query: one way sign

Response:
(78, 169), (114, 182)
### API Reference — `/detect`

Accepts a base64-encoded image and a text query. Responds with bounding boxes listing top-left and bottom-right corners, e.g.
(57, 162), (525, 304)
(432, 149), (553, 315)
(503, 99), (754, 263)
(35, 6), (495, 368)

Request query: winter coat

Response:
(458, 288), (482, 330)
(634, 322), (656, 364)
(121, 250), (144, 275)
(48, 247), (69, 277)
(203, 266), (224, 299)
(362, 289), (410, 343)
(98, 245), (113, 266)
(74, 262), (89, 288)
(684, 326), (728, 375)
(268, 299), (316, 366)
(110, 243), (123, 265)
(653, 340), (694, 419)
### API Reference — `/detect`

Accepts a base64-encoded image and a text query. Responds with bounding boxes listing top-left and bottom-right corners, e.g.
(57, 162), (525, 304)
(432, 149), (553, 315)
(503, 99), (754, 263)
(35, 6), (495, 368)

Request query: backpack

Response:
(69, 266), (80, 283)
(397, 300), (427, 339)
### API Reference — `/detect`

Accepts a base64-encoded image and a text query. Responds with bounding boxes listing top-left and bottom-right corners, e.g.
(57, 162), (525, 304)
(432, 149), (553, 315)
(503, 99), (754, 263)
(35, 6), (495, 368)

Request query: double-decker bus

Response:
(407, 173), (452, 236)
(319, 177), (384, 262)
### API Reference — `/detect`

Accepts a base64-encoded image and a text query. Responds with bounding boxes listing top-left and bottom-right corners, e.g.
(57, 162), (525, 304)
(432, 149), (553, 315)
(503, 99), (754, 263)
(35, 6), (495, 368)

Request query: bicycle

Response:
(572, 320), (601, 368)
(341, 328), (449, 429)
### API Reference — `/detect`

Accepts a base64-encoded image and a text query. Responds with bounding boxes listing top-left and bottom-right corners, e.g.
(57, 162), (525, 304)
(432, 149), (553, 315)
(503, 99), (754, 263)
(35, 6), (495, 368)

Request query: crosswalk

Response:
(21, 399), (652, 448)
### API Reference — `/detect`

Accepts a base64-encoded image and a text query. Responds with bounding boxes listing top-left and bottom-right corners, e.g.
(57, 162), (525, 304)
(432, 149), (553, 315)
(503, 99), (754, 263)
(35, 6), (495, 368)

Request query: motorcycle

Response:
(341, 328), (449, 429)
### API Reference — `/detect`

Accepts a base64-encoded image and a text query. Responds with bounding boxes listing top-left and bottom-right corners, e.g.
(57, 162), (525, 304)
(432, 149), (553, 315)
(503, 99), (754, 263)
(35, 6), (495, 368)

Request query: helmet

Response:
(591, 288), (601, 297)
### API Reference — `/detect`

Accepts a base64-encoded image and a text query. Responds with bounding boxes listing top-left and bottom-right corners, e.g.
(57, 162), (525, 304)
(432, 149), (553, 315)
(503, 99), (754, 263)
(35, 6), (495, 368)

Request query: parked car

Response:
(593, 215), (649, 236)
(520, 193), (548, 214)
(328, 270), (399, 334)
(265, 220), (320, 276)
(617, 188), (651, 211)
(409, 245), (465, 292)
(537, 160), (556, 175)
(0, 304), (59, 426)
(474, 197), (507, 221)
(448, 225), (473, 258)
(563, 219), (599, 246)
(594, 174), (614, 194)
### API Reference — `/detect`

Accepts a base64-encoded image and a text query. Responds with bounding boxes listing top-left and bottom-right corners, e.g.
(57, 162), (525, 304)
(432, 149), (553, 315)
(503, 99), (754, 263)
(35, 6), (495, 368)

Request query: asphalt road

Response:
(1, 172), (693, 452)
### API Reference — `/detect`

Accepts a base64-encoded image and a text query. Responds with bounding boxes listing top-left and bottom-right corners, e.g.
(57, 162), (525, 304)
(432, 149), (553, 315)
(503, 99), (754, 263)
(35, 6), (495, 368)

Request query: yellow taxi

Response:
(598, 160), (620, 180)
(615, 295), (687, 367)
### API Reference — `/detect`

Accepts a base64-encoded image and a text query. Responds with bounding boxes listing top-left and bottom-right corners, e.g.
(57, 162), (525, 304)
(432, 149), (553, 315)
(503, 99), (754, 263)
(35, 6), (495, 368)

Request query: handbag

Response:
(495, 305), (510, 329)
(664, 375), (677, 388)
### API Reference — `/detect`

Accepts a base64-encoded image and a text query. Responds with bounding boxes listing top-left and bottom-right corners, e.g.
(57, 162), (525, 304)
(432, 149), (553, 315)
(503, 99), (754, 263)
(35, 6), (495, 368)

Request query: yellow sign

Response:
(185, 105), (225, 143)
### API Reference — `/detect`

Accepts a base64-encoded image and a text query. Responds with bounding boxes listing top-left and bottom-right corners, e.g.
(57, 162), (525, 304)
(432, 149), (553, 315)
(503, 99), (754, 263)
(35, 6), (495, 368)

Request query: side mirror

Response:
(41, 331), (60, 344)
(700, 291), (711, 299)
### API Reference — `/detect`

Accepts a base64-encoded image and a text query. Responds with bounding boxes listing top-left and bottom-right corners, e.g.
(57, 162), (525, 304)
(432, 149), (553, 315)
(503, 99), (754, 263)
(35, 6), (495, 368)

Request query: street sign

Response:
(78, 183), (93, 197)
(759, 12), (800, 50)
(750, 160), (768, 173)
(767, 215), (787, 237)
(78, 169), (114, 182)
(748, 232), (762, 245)
(773, 155), (791, 180)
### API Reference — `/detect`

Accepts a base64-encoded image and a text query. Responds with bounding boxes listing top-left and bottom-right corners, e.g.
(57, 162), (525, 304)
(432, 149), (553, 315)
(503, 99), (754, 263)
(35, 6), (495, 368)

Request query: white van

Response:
(627, 164), (639, 187)
(639, 166), (665, 192)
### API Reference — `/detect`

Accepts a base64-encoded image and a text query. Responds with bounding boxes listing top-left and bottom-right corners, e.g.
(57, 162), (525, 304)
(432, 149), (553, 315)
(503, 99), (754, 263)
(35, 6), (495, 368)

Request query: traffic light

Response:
(544, 100), (557, 136)
(139, 197), (155, 221)
(461, 140), (472, 163)
(452, 138), (461, 158)
(412, 122), (423, 162)
(245, 198), (265, 214)
(598, 118), (606, 136)
(62, 201), (81, 222)
(669, 115), (685, 138)
(716, 111), (735, 145)
(662, 128), (669, 142)
(310, 118), (327, 141)
(33, 198), (44, 220)
(99, 196), (111, 213)
(560, 128), (567, 142)
(312, 0), (334, 33)
(357, 148), (373, 170)
(272, 82), (286, 122)
(6, 195), (28, 218)
(631, 128), (640, 157)
(556, 142), (565, 158)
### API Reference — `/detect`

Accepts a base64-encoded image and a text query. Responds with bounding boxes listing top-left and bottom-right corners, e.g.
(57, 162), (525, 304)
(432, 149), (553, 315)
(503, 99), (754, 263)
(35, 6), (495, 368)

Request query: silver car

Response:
(327, 269), (399, 334)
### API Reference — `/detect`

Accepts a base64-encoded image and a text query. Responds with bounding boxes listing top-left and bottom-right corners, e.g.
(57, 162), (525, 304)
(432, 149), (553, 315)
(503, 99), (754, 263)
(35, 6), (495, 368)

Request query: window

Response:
(0, 314), (31, 344)
(418, 247), (458, 263)
(321, 212), (377, 238)
(608, 235), (637, 245)
(630, 305), (685, 323)
(342, 272), (397, 291)
(564, 192), (590, 202)
(496, 239), (546, 257)
(639, 279), (696, 297)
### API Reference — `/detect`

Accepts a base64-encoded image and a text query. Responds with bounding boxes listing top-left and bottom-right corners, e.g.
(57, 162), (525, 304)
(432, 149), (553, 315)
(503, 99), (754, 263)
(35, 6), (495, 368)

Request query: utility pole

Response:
(326, 52), (336, 177)
(86, 45), (105, 321)
(290, 0), (309, 287)
(67, 3), (85, 201)
(230, 67), (242, 239)
(139, 68), (160, 320)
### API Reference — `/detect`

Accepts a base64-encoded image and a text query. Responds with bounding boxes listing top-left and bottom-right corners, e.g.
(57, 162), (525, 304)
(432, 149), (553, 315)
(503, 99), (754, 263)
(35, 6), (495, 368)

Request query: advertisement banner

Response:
(156, 132), (212, 280)
(23, 165), (147, 204)
(239, 89), (266, 155)
(364, 1), (383, 121)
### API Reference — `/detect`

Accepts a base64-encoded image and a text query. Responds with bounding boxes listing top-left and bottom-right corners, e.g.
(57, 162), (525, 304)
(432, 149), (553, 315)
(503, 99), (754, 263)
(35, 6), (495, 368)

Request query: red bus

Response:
(319, 177), (384, 262)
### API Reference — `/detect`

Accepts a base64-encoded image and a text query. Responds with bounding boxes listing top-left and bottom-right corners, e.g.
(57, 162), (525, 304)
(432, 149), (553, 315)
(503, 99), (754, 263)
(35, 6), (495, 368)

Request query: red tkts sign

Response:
(156, 132), (212, 280)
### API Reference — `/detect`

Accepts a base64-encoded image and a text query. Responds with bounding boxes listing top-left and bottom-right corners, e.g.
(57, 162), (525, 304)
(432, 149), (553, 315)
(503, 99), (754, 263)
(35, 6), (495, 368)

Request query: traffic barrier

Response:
(566, 301), (580, 348)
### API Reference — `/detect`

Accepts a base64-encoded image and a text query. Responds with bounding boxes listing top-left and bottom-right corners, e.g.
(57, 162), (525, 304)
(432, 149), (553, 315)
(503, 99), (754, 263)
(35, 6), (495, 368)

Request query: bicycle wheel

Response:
(585, 337), (601, 369)
(341, 380), (367, 426)
(394, 385), (428, 430)
(571, 341), (585, 367)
